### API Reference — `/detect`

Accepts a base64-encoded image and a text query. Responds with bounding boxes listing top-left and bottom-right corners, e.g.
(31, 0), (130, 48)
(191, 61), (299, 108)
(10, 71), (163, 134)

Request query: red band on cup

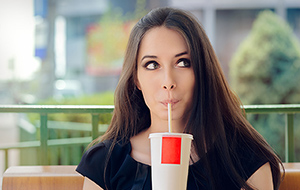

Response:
(161, 136), (181, 164)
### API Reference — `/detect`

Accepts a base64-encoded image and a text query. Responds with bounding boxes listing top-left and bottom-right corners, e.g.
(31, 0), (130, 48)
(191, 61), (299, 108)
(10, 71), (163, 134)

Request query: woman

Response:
(77, 7), (283, 190)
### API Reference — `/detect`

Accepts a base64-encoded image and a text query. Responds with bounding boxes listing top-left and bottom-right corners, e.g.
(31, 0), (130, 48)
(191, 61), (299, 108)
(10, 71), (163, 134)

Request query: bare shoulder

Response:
(83, 177), (103, 190)
(243, 162), (273, 190)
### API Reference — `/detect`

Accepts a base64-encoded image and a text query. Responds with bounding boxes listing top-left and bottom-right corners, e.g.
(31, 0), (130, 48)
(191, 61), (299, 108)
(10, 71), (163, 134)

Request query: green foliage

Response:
(87, 0), (147, 72)
(230, 10), (300, 104)
(134, 0), (148, 19)
(229, 10), (300, 161)
(87, 10), (133, 69)
(28, 92), (114, 124)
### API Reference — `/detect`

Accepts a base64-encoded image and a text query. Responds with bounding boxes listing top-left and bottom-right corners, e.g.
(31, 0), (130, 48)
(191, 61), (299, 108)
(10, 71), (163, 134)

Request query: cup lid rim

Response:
(148, 132), (193, 139)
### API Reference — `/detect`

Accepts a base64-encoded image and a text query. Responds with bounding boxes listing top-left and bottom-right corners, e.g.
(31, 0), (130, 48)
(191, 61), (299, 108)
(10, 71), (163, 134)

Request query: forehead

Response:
(138, 26), (189, 60)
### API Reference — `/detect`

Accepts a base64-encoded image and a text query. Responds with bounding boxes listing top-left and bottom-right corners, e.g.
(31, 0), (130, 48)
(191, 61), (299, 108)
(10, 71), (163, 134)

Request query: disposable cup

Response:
(149, 133), (193, 190)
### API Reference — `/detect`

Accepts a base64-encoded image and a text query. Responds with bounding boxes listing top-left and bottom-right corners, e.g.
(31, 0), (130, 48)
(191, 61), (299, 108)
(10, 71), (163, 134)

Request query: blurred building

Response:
(170, 0), (300, 79)
(35, 0), (300, 101)
(35, 0), (168, 101)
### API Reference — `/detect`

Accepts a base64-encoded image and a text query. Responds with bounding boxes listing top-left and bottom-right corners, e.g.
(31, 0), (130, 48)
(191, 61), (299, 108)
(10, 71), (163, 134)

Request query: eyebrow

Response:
(141, 51), (188, 61)
(175, 51), (188, 57)
(141, 55), (157, 61)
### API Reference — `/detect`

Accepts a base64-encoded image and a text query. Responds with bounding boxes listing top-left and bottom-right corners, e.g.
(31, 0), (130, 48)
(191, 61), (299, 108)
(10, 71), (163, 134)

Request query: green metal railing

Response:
(242, 104), (300, 163)
(0, 105), (114, 169)
(0, 104), (299, 170)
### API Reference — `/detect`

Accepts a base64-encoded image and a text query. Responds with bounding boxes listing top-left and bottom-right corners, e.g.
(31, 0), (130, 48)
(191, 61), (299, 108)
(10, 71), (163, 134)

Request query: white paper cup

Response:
(149, 133), (193, 190)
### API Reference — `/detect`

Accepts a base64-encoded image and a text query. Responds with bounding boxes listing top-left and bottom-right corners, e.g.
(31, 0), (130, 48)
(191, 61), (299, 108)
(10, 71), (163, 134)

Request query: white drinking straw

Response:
(168, 103), (172, 133)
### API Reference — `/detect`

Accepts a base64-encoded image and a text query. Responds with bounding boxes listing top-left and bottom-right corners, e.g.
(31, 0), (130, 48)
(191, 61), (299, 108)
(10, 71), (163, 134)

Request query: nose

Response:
(162, 69), (176, 90)
(163, 84), (175, 90)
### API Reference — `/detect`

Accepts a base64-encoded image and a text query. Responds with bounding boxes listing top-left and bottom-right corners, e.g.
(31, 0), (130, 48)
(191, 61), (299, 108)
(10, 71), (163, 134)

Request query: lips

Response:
(161, 99), (179, 107)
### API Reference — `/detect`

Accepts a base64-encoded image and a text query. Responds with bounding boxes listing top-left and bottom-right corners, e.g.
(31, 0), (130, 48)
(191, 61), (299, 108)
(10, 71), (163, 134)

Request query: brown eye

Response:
(177, 58), (191, 68)
(145, 61), (160, 70)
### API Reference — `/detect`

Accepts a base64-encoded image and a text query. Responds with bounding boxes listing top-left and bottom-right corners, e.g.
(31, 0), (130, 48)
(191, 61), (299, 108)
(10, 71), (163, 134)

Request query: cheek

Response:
(137, 71), (160, 92)
(137, 75), (152, 101)
(180, 72), (195, 91)
(189, 78), (196, 92)
(183, 76), (196, 107)
(137, 75), (162, 107)
(137, 77), (149, 92)
(183, 78), (195, 112)
(139, 87), (155, 111)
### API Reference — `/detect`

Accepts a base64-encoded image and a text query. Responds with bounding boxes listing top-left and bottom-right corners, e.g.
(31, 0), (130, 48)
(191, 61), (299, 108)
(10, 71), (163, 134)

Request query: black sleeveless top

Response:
(76, 137), (268, 190)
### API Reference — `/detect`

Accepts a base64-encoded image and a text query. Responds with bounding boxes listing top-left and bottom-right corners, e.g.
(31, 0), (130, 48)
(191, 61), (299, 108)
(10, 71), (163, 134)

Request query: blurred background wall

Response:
(0, 0), (299, 104)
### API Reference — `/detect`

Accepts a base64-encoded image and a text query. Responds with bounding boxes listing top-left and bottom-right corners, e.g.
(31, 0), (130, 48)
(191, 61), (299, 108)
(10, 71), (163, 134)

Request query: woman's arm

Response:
(242, 162), (273, 190)
(83, 177), (103, 190)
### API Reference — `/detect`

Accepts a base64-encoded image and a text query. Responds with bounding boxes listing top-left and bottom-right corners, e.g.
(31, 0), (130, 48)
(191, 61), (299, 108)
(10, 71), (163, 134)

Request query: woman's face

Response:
(136, 26), (195, 124)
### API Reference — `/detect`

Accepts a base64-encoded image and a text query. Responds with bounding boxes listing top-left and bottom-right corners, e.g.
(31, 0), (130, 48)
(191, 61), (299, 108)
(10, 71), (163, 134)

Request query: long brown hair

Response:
(94, 7), (283, 190)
